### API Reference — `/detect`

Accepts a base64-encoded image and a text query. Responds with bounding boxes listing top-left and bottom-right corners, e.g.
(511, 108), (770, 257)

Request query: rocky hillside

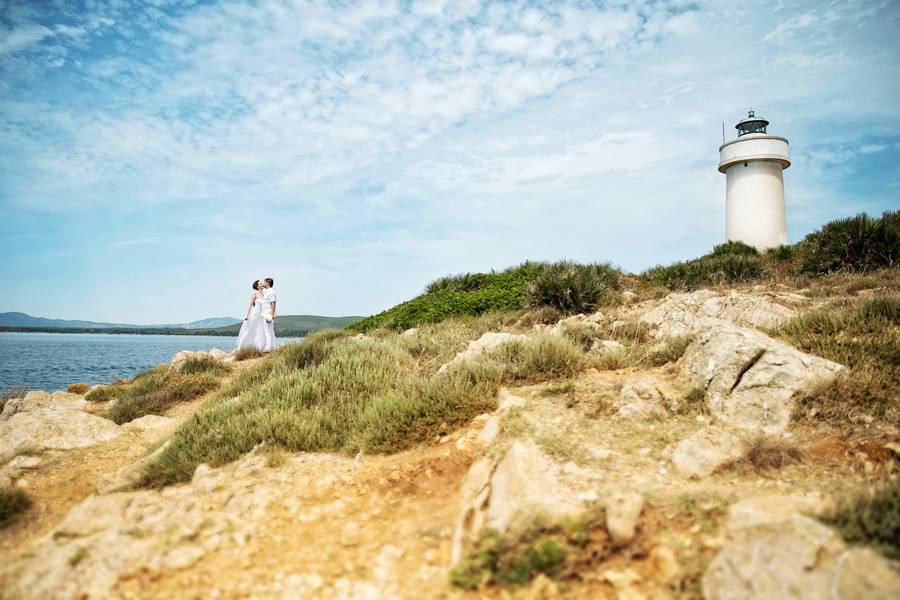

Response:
(1, 266), (898, 599)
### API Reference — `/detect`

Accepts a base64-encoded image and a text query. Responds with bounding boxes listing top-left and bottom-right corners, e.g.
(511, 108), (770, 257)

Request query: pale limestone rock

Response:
(438, 332), (528, 373)
(97, 442), (170, 494)
(639, 289), (799, 337)
(451, 442), (583, 566)
(616, 376), (678, 419)
(620, 291), (639, 305)
(703, 515), (900, 599)
(122, 414), (175, 432)
(648, 546), (679, 585)
(5, 454), (41, 470)
(0, 407), (120, 463)
(170, 350), (208, 368)
(497, 388), (527, 411)
(208, 348), (228, 360)
(400, 327), (418, 337)
(604, 492), (644, 545)
(476, 416), (501, 447)
(672, 426), (747, 479)
(681, 323), (845, 433)
(487, 440), (581, 532)
(725, 494), (832, 531)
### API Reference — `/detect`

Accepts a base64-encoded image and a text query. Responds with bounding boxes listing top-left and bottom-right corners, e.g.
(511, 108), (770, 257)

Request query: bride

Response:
(236, 280), (267, 351)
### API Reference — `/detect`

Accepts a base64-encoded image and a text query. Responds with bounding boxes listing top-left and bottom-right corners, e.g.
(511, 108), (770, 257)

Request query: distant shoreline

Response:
(0, 326), (237, 336)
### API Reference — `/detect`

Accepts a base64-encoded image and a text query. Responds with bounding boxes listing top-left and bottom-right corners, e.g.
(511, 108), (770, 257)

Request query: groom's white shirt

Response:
(262, 288), (277, 319)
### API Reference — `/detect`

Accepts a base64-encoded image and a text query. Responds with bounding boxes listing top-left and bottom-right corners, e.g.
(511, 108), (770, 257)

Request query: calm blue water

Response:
(0, 332), (301, 392)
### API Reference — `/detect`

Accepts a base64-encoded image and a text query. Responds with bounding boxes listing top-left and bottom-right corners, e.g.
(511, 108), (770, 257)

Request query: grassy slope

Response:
(207, 314), (362, 337)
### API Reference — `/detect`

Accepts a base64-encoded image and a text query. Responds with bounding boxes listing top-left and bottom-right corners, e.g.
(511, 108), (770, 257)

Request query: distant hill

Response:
(0, 312), (241, 330)
(205, 315), (363, 337)
(0, 312), (361, 337)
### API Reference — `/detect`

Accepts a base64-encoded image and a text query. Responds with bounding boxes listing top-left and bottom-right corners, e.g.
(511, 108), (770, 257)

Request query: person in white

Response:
(260, 277), (277, 352)
(236, 280), (267, 351)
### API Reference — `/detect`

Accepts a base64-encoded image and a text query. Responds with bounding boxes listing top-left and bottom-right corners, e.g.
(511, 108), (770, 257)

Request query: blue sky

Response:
(1, 0), (898, 323)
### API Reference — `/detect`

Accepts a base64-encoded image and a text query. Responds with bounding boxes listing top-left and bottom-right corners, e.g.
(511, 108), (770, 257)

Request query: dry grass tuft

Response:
(234, 347), (266, 361)
(737, 435), (807, 472)
(819, 479), (900, 559)
(67, 383), (91, 394)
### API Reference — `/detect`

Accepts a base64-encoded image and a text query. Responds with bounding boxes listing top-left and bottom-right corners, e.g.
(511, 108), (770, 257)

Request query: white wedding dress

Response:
(236, 295), (267, 351)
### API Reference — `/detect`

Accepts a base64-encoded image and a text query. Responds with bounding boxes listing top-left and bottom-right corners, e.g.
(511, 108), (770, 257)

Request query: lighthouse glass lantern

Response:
(718, 111), (790, 250)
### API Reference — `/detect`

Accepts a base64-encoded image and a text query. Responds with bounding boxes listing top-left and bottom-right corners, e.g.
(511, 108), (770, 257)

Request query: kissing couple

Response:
(236, 277), (277, 352)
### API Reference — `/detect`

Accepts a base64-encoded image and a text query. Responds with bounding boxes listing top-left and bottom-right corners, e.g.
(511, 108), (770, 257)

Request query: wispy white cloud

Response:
(0, 0), (898, 322)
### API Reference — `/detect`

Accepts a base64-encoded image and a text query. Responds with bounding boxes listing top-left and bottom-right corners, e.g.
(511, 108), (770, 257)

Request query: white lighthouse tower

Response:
(718, 111), (790, 250)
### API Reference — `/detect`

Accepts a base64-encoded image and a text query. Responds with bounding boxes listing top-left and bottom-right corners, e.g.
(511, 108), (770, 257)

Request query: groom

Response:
(260, 277), (277, 351)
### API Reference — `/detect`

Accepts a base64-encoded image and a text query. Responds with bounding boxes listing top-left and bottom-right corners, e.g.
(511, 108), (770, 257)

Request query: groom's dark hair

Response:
(265, 277), (274, 287)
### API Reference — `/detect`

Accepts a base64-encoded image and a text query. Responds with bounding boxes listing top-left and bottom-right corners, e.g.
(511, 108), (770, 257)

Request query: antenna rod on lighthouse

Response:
(722, 122), (725, 143)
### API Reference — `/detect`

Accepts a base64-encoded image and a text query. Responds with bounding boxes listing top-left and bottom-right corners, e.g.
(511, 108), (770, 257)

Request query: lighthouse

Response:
(718, 111), (790, 250)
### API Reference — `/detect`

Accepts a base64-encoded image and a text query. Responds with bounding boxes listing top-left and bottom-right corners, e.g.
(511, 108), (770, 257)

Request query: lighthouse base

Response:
(724, 160), (787, 251)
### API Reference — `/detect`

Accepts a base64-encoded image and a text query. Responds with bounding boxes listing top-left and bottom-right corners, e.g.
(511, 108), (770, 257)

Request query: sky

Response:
(1, 0), (898, 324)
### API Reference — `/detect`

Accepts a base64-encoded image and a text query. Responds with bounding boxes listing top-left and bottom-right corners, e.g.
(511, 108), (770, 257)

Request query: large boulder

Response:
(438, 332), (528, 373)
(703, 514), (900, 599)
(451, 440), (583, 565)
(639, 289), (801, 337)
(680, 324), (845, 433)
(604, 492), (644, 545)
(0, 407), (121, 463)
(672, 425), (747, 479)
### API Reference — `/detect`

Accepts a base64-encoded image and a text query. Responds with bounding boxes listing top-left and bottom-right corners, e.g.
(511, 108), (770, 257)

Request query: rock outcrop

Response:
(451, 440), (583, 565)
(681, 324), (845, 433)
(438, 332), (527, 373)
(704, 513), (900, 599)
(615, 376), (679, 419)
(0, 406), (120, 464)
(671, 425), (748, 479)
(639, 289), (802, 337)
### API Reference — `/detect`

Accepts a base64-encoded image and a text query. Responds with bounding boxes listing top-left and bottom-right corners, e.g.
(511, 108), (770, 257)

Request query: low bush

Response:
(799, 211), (899, 275)
(820, 479), (900, 559)
(93, 364), (225, 424)
(491, 334), (586, 383)
(234, 347), (265, 361)
(0, 487), (32, 528)
(728, 435), (806, 473)
(523, 261), (620, 314)
(179, 356), (231, 377)
(709, 240), (759, 257)
(766, 244), (795, 261)
(643, 253), (764, 290)
(450, 528), (572, 589)
(84, 385), (118, 403)
(143, 331), (502, 486)
(67, 383), (91, 394)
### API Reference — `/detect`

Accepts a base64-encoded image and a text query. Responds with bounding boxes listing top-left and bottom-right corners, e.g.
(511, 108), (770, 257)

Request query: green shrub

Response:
(0, 487), (31, 528)
(179, 356), (231, 377)
(799, 211), (899, 275)
(709, 240), (759, 257)
(67, 383), (91, 394)
(820, 480), (900, 559)
(643, 253), (764, 290)
(523, 261), (620, 314)
(450, 529), (569, 589)
(766, 244), (796, 261)
(84, 385), (119, 403)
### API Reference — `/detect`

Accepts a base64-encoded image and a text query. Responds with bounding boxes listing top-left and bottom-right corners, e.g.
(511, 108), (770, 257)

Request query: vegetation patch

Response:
(143, 330), (502, 486)
(798, 211), (898, 275)
(450, 525), (584, 589)
(489, 334), (586, 383)
(642, 249), (764, 290)
(819, 479), (900, 559)
(0, 487), (32, 528)
(98, 364), (225, 425)
(67, 382), (91, 394)
(178, 355), (231, 377)
(772, 295), (899, 425)
(350, 261), (621, 332)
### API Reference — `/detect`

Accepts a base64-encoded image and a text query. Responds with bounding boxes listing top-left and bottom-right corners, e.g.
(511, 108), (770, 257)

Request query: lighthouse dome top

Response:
(736, 110), (769, 136)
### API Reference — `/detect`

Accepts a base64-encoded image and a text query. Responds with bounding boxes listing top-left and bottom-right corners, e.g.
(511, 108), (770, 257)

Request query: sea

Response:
(0, 332), (301, 392)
